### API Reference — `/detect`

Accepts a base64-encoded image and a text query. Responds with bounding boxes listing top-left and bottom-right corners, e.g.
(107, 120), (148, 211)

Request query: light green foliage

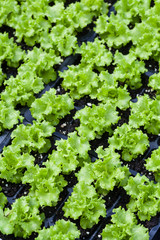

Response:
(0, 0), (19, 27)
(130, 4), (160, 60)
(0, 187), (7, 208)
(7, 0), (51, 45)
(23, 47), (61, 83)
(1, 0), (160, 238)
(74, 103), (120, 140)
(1, 47), (60, 107)
(63, 181), (106, 229)
(0, 67), (6, 86)
(148, 72), (160, 94)
(95, 0), (160, 60)
(96, 71), (131, 109)
(94, 147), (130, 192)
(44, 132), (91, 174)
(58, 0), (108, 29)
(114, 0), (151, 20)
(22, 165), (67, 206)
(61, 68), (131, 108)
(0, 101), (22, 132)
(60, 65), (100, 99)
(145, 147), (160, 182)
(76, 147), (130, 195)
(11, 121), (55, 153)
(129, 94), (160, 134)
(108, 123), (149, 161)
(0, 33), (24, 68)
(130, 21), (158, 60)
(76, 38), (113, 69)
(0, 145), (35, 183)
(124, 174), (160, 221)
(45, 2), (65, 24)
(36, 220), (80, 240)
(113, 51), (147, 89)
(7, 0), (107, 52)
(95, 0), (154, 60)
(1, 71), (44, 107)
(95, 13), (131, 48)
(0, 196), (44, 238)
(30, 88), (74, 125)
(80, 0), (108, 14)
(50, 25), (77, 56)
(101, 207), (149, 240)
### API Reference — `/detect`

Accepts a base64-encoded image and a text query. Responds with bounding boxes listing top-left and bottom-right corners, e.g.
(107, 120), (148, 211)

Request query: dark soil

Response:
(56, 109), (80, 136)
(0, 179), (21, 198)
(74, 95), (100, 108)
(89, 132), (109, 151)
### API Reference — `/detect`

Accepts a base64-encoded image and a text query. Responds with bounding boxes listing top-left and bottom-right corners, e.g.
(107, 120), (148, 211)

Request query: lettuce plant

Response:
(44, 132), (91, 174)
(0, 196), (44, 238)
(145, 147), (160, 182)
(45, 2), (65, 25)
(76, 38), (113, 69)
(1, 47), (61, 107)
(11, 121), (55, 153)
(22, 165), (67, 207)
(124, 174), (160, 221)
(130, 5), (160, 60)
(148, 72), (160, 95)
(63, 181), (106, 229)
(95, 13), (131, 48)
(0, 0), (19, 27)
(129, 94), (160, 135)
(108, 123), (149, 161)
(7, 0), (52, 46)
(1, 71), (44, 107)
(0, 145), (35, 183)
(96, 71), (131, 109)
(0, 101), (22, 132)
(23, 47), (61, 84)
(76, 146), (130, 195)
(30, 88), (74, 125)
(0, 32), (24, 68)
(113, 51), (147, 89)
(60, 64), (100, 99)
(36, 220), (80, 240)
(50, 25), (78, 57)
(114, 0), (151, 20)
(101, 207), (149, 240)
(74, 103), (120, 140)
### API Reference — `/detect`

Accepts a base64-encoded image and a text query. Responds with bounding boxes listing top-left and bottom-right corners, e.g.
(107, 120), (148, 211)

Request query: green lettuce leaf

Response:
(11, 121), (55, 153)
(124, 174), (160, 221)
(63, 181), (106, 229)
(74, 103), (120, 140)
(30, 88), (74, 125)
(108, 123), (149, 161)
(101, 207), (149, 240)
(36, 220), (80, 240)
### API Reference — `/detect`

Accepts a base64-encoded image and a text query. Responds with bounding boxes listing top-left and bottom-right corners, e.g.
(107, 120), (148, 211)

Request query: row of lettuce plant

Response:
(0, 0), (160, 239)
(0, 0), (107, 132)
(2, 0), (108, 53)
